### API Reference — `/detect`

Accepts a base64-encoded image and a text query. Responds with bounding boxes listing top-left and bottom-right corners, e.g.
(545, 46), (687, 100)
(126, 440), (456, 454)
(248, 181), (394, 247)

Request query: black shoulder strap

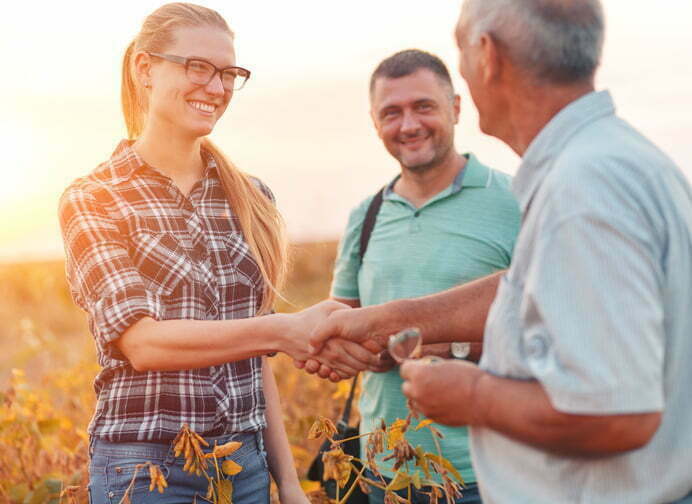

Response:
(359, 187), (385, 262)
(338, 374), (359, 431)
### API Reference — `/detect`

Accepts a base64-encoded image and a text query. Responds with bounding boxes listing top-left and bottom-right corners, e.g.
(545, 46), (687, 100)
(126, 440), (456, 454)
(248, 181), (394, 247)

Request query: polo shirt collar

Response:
(513, 90), (616, 214)
(383, 152), (490, 203)
(101, 140), (219, 186)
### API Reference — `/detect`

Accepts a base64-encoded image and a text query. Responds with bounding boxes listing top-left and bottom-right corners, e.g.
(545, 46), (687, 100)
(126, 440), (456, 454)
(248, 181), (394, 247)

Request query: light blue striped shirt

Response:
(472, 91), (692, 503)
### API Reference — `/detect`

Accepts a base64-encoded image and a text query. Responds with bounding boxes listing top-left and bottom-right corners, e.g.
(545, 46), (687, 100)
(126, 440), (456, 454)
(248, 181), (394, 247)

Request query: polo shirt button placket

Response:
(410, 210), (422, 233)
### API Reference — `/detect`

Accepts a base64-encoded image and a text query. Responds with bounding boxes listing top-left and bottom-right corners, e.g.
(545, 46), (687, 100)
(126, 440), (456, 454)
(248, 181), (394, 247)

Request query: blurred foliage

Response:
(0, 242), (344, 503)
(0, 241), (464, 503)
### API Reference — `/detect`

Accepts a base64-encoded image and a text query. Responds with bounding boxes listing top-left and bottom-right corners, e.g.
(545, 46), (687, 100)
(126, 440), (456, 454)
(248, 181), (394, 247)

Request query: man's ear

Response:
(479, 32), (503, 84)
(453, 94), (461, 124)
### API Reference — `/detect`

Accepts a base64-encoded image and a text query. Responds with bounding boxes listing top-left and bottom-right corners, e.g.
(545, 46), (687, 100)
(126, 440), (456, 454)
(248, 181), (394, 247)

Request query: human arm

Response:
(261, 357), (309, 503)
(310, 270), (503, 354)
(116, 300), (347, 371)
(400, 359), (661, 456)
(59, 185), (353, 372)
(398, 166), (669, 456)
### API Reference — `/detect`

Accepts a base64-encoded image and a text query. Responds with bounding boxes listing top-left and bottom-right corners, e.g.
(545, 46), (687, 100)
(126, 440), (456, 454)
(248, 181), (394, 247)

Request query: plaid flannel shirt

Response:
(59, 141), (269, 442)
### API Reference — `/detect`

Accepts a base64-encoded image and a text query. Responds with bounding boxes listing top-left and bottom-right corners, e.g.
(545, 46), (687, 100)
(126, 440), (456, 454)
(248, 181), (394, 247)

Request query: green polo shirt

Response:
(331, 153), (520, 484)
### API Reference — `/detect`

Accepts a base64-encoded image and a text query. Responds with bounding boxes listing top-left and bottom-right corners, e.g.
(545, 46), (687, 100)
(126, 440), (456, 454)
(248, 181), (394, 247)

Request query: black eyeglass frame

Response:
(147, 52), (251, 91)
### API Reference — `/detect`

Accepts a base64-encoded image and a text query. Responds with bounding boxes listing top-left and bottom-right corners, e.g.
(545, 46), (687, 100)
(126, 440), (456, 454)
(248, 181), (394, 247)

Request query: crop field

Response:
(0, 241), (351, 502)
(0, 241), (463, 504)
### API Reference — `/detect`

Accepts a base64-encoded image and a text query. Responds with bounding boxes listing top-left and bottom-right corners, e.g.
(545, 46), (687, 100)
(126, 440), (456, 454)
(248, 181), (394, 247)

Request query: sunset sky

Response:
(1, 0), (691, 261)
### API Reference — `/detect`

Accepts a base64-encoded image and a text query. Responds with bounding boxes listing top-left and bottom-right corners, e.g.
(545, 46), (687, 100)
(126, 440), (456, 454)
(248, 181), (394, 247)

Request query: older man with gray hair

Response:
(309, 0), (692, 502)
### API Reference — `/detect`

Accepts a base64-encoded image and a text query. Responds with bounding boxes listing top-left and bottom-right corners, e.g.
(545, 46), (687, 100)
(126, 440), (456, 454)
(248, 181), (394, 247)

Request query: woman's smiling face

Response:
(142, 25), (236, 139)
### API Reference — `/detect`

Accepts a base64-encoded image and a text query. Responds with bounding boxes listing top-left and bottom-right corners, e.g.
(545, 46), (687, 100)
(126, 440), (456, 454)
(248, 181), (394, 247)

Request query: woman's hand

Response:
(280, 300), (351, 361)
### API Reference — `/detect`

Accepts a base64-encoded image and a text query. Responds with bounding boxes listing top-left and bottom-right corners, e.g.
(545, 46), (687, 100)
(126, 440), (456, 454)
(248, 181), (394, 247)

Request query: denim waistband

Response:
(90, 431), (262, 460)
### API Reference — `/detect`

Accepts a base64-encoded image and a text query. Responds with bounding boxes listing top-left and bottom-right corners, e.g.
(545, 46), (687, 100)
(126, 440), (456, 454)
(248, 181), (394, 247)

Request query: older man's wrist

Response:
(469, 369), (491, 427)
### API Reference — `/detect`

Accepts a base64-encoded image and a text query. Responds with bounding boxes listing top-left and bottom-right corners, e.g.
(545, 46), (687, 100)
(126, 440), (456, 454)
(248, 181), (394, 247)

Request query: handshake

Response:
(280, 299), (456, 382)
(282, 299), (394, 382)
(279, 299), (484, 427)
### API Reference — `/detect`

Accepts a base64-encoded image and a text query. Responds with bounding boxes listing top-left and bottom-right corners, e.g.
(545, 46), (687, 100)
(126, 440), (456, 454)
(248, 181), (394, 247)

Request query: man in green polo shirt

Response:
(329, 50), (519, 503)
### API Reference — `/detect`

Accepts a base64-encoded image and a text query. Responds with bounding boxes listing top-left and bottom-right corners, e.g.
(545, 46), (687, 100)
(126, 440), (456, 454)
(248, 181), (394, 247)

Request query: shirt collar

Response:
(97, 140), (219, 185)
(383, 152), (490, 201)
(512, 90), (616, 214)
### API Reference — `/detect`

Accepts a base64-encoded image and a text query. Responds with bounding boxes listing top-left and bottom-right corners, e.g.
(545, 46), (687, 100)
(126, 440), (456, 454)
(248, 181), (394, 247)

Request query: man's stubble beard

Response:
(399, 141), (454, 175)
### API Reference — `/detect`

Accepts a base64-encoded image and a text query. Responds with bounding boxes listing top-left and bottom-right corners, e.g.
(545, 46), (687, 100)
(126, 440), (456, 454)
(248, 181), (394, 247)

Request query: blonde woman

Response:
(58, 3), (374, 502)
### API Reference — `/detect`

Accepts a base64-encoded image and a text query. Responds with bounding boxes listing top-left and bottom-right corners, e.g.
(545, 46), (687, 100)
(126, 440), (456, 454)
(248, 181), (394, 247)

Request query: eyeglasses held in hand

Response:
(147, 52), (251, 91)
(388, 327), (444, 365)
(388, 328), (423, 364)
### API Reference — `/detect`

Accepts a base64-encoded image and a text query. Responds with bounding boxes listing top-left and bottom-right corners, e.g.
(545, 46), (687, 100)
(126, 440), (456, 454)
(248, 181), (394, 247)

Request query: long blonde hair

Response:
(121, 2), (287, 314)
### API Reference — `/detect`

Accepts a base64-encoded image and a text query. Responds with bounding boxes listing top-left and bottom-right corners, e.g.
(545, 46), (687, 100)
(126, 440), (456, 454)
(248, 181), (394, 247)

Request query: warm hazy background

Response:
(2, 0), (691, 261)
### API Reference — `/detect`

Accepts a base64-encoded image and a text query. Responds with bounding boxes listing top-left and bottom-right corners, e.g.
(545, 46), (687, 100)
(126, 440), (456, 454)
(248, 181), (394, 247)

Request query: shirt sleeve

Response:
(250, 176), (277, 205)
(59, 185), (164, 361)
(497, 173), (521, 266)
(330, 198), (372, 300)
(520, 178), (665, 414)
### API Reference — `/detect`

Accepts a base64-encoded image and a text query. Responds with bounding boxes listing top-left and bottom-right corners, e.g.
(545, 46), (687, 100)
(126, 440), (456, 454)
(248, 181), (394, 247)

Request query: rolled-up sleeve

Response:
(330, 199), (370, 300)
(59, 186), (164, 361)
(521, 206), (665, 415)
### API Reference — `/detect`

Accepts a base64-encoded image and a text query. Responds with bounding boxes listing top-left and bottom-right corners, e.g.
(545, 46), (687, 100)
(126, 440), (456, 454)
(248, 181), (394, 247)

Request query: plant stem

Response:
(338, 464), (367, 504)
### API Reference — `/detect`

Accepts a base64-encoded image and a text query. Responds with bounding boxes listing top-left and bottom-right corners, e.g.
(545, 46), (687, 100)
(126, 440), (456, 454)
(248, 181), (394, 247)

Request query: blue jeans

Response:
(364, 469), (482, 504)
(88, 431), (270, 504)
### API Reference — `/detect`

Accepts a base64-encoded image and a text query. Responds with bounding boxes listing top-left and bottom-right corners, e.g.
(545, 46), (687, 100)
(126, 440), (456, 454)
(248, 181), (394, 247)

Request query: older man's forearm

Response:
(389, 270), (503, 345)
(471, 373), (662, 456)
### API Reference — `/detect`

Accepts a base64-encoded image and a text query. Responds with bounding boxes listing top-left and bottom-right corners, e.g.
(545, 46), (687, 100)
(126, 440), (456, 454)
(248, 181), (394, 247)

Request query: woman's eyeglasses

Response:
(147, 52), (251, 91)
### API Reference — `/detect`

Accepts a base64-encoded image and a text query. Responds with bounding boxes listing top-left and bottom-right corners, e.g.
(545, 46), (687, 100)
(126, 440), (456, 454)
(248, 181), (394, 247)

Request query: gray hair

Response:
(460, 0), (605, 84)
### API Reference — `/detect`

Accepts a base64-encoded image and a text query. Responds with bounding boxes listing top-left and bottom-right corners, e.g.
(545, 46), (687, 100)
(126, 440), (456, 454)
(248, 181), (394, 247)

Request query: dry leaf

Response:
(307, 416), (337, 440)
(414, 419), (434, 431)
(386, 418), (408, 450)
(221, 459), (243, 476)
(216, 480), (233, 504)
(322, 448), (353, 488)
(386, 471), (412, 492)
(425, 453), (465, 485)
(207, 440), (242, 458)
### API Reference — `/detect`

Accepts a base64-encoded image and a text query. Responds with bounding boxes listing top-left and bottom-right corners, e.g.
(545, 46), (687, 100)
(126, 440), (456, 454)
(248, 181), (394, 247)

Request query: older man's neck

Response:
(505, 79), (596, 157)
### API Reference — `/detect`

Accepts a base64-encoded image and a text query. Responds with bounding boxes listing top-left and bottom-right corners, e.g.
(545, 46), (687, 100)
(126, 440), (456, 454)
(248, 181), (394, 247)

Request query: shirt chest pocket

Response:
(215, 232), (263, 290)
(480, 274), (534, 379)
(130, 231), (195, 298)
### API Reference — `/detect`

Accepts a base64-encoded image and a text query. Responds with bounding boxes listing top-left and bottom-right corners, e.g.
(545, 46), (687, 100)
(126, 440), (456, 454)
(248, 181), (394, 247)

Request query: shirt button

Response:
(526, 334), (548, 359)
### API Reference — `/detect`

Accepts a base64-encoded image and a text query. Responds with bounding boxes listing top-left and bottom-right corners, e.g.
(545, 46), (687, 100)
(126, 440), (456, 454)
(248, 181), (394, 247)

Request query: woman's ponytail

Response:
(122, 3), (287, 313)
(121, 40), (145, 139)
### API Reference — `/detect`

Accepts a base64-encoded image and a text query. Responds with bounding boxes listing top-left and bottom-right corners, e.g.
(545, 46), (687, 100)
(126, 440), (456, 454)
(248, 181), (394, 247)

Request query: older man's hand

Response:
(400, 358), (485, 426)
(309, 303), (408, 356)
